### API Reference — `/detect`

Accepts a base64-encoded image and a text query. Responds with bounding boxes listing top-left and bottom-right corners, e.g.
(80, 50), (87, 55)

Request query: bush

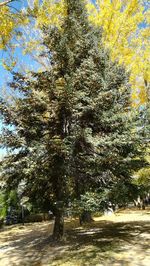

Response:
(93, 212), (103, 217)
(24, 213), (53, 223)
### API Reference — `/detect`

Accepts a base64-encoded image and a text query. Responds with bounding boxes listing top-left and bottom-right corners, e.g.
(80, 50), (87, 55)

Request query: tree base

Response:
(52, 212), (64, 241)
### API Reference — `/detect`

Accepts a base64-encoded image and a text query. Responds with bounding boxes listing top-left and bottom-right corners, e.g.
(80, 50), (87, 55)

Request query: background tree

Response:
(0, 191), (6, 219)
(0, 1), (15, 50)
(0, 0), (29, 72)
(135, 167), (150, 190)
(86, 0), (150, 106)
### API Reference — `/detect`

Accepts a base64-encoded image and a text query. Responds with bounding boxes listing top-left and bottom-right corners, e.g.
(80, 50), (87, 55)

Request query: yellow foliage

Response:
(0, 6), (15, 49)
(33, 0), (66, 29)
(2, 59), (16, 71)
(86, 0), (149, 106)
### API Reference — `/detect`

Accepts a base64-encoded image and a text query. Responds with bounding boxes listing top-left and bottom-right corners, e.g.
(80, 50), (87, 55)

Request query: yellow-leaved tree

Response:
(86, 0), (150, 105)
(0, 0), (28, 70)
(0, 0), (16, 49)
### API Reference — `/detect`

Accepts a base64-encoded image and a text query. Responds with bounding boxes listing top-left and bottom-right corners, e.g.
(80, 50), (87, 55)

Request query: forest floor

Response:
(0, 208), (150, 266)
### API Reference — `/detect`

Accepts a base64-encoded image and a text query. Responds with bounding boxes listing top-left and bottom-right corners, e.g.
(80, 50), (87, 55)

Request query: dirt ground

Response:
(0, 208), (150, 266)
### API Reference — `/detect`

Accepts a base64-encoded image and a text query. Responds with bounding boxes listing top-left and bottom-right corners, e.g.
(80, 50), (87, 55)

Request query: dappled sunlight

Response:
(0, 209), (150, 265)
(94, 208), (150, 223)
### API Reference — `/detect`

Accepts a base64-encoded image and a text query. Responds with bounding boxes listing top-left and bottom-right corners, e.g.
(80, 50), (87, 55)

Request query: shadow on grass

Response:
(0, 218), (150, 265)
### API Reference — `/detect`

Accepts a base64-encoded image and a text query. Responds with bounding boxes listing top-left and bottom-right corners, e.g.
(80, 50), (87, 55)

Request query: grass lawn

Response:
(0, 208), (150, 266)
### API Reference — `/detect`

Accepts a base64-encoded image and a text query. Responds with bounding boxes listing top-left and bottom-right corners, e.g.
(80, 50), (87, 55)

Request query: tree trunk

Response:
(52, 210), (64, 240)
(141, 199), (145, 210)
(79, 211), (93, 225)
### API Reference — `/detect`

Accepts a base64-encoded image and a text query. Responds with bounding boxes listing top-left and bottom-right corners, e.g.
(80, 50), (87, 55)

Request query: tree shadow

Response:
(0, 219), (150, 265)
(62, 220), (150, 265)
(0, 222), (54, 266)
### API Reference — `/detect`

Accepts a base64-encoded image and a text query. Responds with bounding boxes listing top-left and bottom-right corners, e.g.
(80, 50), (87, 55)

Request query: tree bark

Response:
(52, 210), (64, 240)
(141, 199), (145, 210)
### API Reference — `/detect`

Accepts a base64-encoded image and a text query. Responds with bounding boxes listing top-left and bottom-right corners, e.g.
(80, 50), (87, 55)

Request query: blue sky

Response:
(0, 0), (28, 87)
(0, 1), (29, 156)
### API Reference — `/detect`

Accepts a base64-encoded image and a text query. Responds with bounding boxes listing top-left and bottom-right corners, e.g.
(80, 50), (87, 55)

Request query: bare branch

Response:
(0, 0), (14, 7)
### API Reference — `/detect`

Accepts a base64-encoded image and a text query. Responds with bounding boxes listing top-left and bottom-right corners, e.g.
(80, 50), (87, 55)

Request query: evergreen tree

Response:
(0, 0), (145, 239)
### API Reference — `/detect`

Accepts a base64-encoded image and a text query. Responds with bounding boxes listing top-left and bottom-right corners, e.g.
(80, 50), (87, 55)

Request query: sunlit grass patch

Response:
(0, 208), (150, 266)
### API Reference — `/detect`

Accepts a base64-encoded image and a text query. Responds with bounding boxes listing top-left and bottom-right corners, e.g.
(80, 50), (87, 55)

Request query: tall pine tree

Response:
(0, 0), (144, 239)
